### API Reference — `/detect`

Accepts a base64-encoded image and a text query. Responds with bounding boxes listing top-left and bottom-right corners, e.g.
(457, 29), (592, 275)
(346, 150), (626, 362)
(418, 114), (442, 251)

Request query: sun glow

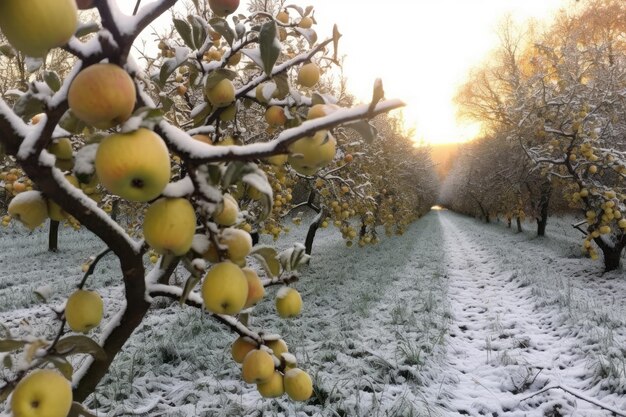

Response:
(291, 0), (568, 145)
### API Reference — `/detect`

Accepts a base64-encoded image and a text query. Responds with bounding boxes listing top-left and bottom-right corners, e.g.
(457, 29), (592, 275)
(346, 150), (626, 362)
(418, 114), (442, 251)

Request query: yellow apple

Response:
(307, 104), (339, 120)
(95, 128), (171, 202)
(255, 82), (277, 103)
(243, 267), (265, 308)
(47, 138), (73, 160)
(618, 218), (626, 229)
(205, 78), (235, 108)
(209, 0), (240, 16)
(276, 10), (289, 24)
(68, 63), (137, 129)
(265, 106), (287, 127)
(297, 63), (320, 88)
(143, 198), (196, 256)
(193, 134), (214, 145)
(298, 16), (314, 29)
(242, 349), (275, 384)
(276, 287), (302, 318)
(266, 338), (288, 359)
(220, 228), (252, 263)
(265, 154), (288, 166)
(257, 370), (285, 398)
(0, 0), (77, 57)
(8, 191), (48, 231)
(65, 289), (103, 333)
(213, 194), (239, 226)
(231, 336), (257, 363)
(201, 262), (248, 315)
(284, 368), (313, 401)
(10, 370), (72, 417)
(288, 130), (336, 176)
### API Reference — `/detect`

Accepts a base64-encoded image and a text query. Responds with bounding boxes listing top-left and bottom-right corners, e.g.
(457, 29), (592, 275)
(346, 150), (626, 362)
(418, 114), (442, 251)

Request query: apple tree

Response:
(0, 0), (404, 414)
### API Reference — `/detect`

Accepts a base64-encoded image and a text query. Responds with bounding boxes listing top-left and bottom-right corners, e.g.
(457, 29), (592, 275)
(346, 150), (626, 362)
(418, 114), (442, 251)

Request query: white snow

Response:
(1, 211), (625, 416)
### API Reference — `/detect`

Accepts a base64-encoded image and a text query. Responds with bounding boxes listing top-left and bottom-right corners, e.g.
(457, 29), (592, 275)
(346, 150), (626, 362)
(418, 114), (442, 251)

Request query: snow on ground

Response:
(435, 211), (626, 416)
(0, 211), (625, 416)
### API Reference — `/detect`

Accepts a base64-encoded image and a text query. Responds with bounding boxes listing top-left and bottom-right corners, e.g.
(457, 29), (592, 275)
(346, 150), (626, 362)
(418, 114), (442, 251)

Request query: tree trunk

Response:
(516, 217), (523, 233)
(304, 209), (325, 255)
(601, 244), (624, 272)
(536, 182), (551, 237)
(507, 218), (512, 228)
(74, 257), (179, 401)
(48, 220), (59, 252)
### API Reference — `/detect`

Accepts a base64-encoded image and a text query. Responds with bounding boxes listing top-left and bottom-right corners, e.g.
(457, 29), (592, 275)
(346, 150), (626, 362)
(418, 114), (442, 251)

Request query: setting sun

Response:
(290, 0), (569, 145)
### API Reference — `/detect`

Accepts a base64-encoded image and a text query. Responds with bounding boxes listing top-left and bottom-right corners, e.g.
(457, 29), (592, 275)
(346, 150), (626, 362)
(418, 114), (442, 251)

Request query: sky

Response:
(117, 0), (572, 145)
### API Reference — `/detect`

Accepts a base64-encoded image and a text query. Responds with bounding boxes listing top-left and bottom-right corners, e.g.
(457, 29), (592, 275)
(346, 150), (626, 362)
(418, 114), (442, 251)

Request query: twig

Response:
(518, 384), (626, 416)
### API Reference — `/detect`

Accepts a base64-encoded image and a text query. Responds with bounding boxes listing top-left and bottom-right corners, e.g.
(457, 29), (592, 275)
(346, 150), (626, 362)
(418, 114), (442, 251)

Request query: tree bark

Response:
(516, 217), (523, 233)
(600, 243), (624, 272)
(304, 209), (326, 255)
(536, 182), (551, 237)
(48, 220), (59, 252)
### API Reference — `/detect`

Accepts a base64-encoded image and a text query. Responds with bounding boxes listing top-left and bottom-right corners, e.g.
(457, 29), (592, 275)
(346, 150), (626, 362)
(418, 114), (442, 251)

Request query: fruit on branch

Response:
(220, 228), (252, 264)
(0, 0), (77, 57)
(297, 63), (320, 88)
(201, 262), (248, 315)
(47, 138), (73, 160)
(213, 194), (239, 226)
(205, 78), (236, 108)
(47, 174), (80, 222)
(298, 17), (314, 29)
(243, 267), (265, 308)
(8, 191), (49, 231)
(255, 83), (278, 104)
(208, 0), (240, 17)
(257, 370), (285, 398)
(275, 287), (302, 318)
(95, 129), (171, 202)
(192, 134), (214, 146)
(283, 368), (313, 401)
(10, 370), (72, 417)
(65, 289), (104, 333)
(276, 10), (289, 24)
(265, 106), (287, 127)
(232, 336), (257, 363)
(265, 154), (288, 166)
(266, 338), (288, 359)
(242, 349), (275, 383)
(68, 63), (137, 129)
(307, 103), (339, 120)
(288, 130), (337, 176)
(143, 198), (196, 256)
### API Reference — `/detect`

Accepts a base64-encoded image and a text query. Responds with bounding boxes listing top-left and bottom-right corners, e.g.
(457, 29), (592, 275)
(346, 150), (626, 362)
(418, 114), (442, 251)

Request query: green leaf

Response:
(180, 274), (201, 306)
(13, 94), (45, 121)
(286, 5), (304, 16)
(159, 58), (180, 87)
(204, 68), (237, 90)
(209, 18), (236, 47)
(0, 44), (16, 59)
(370, 78), (385, 111)
(188, 15), (208, 50)
(44, 71), (62, 92)
(242, 171), (273, 220)
(259, 21), (280, 76)
(75, 22), (100, 38)
(59, 111), (87, 134)
(345, 120), (378, 143)
(2, 353), (12, 369)
(273, 73), (290, 99)
(47, 355), (73, 379)
(55, 335), (106, 360)
(174, 18), (195, 49)
(295, 27), (317, 47)
(250, 246), (281, 277)
(0, 340), (26, 352)
(222, 161), (254, 188)
(192, 103), (213, 127)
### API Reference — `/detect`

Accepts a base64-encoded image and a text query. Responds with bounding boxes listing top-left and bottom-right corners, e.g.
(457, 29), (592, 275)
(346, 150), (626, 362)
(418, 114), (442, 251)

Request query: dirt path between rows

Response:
(436, 211), (622, 417)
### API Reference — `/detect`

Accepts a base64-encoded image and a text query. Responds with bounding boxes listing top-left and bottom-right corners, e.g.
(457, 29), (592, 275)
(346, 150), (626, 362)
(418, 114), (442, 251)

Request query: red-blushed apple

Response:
(68, 63), (137, 129)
